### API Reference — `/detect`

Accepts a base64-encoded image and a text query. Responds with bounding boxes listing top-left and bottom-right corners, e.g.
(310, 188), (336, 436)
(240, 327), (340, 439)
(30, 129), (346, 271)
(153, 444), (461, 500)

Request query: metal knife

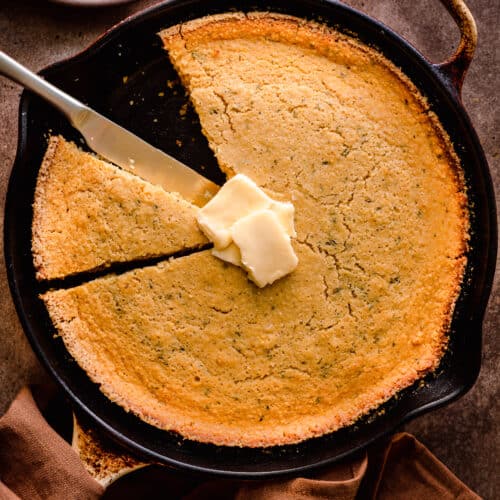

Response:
(0, 50), (220, 207)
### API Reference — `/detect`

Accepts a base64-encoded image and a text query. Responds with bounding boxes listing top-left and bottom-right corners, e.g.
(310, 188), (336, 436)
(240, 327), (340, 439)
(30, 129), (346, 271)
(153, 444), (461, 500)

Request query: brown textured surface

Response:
(0, 0), (497, 492)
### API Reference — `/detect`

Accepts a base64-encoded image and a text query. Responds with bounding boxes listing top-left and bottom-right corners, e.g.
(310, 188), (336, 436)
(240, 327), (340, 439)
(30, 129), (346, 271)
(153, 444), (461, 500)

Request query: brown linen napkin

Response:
(0, 387), (480, 500)
(0, 387), (103, 500)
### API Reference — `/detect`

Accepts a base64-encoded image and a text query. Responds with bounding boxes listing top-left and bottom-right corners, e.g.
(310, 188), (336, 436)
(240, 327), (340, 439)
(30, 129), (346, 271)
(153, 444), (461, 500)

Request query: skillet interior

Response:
(4, 0), (496, 477)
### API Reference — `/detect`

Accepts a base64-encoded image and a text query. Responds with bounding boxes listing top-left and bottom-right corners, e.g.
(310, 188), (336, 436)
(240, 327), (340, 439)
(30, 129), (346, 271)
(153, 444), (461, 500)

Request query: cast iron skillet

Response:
(4, 0), (497, 478)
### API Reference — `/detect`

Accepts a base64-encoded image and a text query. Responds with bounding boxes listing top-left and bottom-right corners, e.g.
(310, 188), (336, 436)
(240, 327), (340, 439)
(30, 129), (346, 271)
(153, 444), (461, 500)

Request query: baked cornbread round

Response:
(32, 136), (207, 280)
(41, 13), (468, 447)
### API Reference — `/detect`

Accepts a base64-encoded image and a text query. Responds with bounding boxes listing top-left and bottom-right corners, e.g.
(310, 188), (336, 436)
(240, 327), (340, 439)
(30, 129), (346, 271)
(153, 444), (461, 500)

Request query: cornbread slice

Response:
(41, 12), (468, 448)
(32, 136), (207, 280)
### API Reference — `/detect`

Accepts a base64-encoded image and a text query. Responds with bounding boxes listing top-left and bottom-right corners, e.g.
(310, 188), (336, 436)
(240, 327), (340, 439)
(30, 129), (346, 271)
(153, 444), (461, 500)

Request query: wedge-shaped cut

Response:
(32, 136), (207, 280)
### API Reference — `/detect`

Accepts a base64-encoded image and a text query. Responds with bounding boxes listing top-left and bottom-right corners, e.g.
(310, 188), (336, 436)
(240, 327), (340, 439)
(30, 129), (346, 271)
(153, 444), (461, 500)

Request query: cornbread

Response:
(32, 136), (207, 280)
(40, 13), (468, 447)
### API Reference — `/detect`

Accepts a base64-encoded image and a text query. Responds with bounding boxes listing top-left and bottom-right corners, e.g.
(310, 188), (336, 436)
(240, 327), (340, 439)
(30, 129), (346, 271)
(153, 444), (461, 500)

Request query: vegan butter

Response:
(197, 174), (298, 287)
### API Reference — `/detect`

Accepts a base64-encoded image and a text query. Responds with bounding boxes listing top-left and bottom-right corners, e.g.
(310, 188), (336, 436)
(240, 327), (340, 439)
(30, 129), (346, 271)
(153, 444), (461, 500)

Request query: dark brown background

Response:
(0, 0), (498, 497)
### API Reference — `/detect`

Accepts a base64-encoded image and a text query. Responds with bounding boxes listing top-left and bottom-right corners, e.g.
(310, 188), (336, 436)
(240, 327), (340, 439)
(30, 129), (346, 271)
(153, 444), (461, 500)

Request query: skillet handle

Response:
(435, 0), (477, 95)
(72, 413), (149, 488)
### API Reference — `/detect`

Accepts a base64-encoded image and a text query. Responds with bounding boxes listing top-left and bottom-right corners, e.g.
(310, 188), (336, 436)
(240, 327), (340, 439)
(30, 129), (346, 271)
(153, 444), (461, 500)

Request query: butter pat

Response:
(197, 175), (270, 248)
(232, 210), (299, 287)
(196, 173), (298, 287)
(212, 243), (241, 266)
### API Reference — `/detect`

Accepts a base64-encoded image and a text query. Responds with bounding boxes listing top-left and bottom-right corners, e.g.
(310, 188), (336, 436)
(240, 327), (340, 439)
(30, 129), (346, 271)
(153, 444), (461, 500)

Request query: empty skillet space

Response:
(4, 0), (495, 477)
(107, 56), (225, 186)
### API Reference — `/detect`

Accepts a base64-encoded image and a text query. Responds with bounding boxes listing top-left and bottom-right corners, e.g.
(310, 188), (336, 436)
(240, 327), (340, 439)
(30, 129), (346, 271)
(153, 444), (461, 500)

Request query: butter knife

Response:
(0, 50), (219, 207)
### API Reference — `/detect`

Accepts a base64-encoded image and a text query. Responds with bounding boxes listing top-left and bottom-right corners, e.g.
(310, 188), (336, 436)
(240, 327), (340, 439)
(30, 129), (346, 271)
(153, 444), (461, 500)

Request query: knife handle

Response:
(0, 50), (89, 127)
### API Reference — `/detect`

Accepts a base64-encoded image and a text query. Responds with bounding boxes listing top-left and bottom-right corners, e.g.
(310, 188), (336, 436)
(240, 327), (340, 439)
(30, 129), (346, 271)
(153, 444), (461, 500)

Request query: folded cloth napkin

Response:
(0, 387), (480, 499)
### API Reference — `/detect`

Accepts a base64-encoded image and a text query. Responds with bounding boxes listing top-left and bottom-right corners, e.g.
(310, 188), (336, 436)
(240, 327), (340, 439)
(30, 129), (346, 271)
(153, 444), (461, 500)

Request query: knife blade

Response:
(0, 50), (220, 207)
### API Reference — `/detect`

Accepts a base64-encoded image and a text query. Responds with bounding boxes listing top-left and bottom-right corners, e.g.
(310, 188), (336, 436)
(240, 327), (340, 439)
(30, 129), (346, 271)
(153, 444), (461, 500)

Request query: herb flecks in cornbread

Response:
(32, 136), (207, 280)
(41, 13), (467, 447)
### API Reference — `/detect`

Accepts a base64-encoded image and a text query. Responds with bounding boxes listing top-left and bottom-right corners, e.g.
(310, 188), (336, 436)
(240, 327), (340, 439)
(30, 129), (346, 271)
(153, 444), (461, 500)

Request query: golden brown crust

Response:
(39, 13), (468, 447)
(32, 136), (207, 280)
(32, 136), (61, 279)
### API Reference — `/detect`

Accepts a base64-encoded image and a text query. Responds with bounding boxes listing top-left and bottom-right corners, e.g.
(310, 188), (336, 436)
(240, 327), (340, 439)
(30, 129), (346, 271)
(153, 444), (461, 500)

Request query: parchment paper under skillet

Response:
(4, 0), (496, 478)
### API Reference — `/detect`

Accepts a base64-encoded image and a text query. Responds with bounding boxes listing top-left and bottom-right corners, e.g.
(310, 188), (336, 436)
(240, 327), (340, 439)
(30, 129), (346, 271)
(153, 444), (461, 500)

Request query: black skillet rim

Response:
(4, 0), (497, 478)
